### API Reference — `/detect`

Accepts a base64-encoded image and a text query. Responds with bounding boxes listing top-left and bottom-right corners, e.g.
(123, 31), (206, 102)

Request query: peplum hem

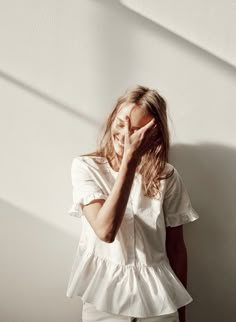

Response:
(66, 248), (193, 318)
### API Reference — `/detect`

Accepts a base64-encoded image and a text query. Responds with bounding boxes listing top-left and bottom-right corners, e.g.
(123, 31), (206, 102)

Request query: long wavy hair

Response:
(85, 85), (174, 199)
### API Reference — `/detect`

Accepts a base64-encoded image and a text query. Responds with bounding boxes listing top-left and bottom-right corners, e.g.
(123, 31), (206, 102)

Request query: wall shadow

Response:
(119, 0), (236, 70)
(0, 68), (99, 127)
(170, 143), (236, 322)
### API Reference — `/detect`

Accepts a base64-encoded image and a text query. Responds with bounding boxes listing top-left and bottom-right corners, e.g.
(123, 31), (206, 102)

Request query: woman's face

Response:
(111, 103), (153, 158)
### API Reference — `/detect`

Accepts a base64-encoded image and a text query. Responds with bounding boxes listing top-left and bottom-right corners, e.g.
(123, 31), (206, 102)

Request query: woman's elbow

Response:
(97, 229), (116, 243)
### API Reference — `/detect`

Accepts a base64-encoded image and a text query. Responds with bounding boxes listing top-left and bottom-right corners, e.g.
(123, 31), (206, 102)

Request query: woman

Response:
(66, 85), (199, 322)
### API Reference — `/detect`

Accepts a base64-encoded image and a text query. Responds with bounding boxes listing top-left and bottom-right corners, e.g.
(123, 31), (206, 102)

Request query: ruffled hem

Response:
(66, 248), (193, 317)
(68, 192), (108, 218)
(165, 207), (199, 227)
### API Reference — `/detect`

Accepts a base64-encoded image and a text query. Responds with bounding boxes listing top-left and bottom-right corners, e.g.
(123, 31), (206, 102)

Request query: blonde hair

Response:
(86, 85), (173, 198)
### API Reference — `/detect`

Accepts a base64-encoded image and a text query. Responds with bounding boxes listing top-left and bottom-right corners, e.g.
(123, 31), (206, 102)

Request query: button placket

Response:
(128, 197), (136, 264)
(127, 176), (139, 264)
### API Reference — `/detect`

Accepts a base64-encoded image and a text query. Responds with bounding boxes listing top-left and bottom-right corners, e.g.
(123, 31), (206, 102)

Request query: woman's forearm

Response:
(167, 243), (188, 322)
(167, 246), (187, 287)
(96, 156), (138, 242)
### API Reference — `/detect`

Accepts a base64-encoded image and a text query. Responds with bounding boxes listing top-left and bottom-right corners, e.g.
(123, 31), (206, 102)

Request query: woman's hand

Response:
(122, 115), (156, 162)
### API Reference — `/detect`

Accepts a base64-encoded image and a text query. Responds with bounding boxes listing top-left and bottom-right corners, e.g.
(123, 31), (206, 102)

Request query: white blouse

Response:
(66, 156), (199, 318)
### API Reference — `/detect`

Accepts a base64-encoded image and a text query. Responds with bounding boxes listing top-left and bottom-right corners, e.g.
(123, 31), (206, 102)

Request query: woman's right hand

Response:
(122, 115), (156, 163)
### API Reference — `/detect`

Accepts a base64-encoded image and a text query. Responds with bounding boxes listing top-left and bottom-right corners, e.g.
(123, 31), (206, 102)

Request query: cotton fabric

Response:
(66, 156), (199, 318)
(82, 301), (179, 322)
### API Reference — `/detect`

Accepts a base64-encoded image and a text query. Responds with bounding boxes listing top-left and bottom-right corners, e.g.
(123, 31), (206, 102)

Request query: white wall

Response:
(0, 1), (235, 321)
(121, 0), (236, 67)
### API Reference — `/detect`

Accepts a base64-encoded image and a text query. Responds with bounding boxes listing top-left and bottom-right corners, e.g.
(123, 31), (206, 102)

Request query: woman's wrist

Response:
(121, 153), (139, 171)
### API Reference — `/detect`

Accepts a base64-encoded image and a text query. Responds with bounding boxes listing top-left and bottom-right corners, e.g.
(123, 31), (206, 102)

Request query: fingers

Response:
(141, 120), (158, 147)
(125, 115), (131, 131)
(139, 118), (156, 135)
(124, 115), (131, 142)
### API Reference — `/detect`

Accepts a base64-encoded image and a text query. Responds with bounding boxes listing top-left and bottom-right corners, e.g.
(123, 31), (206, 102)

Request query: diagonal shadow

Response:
(119, 0), (236, 70)
(0, 69), (100, 127)
(0, 197), (82, 321)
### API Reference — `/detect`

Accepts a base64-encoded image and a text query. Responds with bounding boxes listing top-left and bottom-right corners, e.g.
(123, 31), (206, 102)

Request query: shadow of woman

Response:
(170, 143), (236, 322)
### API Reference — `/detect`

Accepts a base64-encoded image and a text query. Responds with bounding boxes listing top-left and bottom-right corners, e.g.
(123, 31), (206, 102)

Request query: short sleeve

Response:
(163, 166), (199, 227)
(68, 157), (108, 218)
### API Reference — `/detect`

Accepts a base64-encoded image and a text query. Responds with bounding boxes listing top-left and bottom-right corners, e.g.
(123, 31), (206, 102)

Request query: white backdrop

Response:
(0, 1), (235, 321)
